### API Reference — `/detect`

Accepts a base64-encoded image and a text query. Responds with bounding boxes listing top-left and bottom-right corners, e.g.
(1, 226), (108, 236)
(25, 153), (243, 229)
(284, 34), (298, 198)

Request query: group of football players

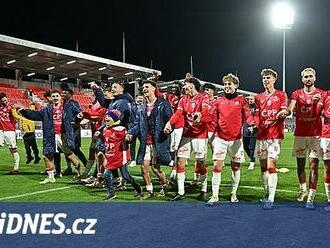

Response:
(0, 66), (329, 209)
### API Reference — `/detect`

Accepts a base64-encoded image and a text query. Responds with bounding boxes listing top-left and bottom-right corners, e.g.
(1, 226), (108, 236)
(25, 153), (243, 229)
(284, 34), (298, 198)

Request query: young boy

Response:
(99, 109), (141, 200)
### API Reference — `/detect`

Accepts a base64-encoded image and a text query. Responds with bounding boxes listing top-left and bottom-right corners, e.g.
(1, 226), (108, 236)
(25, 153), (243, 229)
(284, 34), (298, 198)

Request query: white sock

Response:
(177, 172), (185, 195)
(212, 172), (221, 199)
(300, 182), (307, 192)
(231, 170), (240, 195)
(200, 173), (208, 192)
(47, 170), (55, 180)
(325, 183), (330, 202)
(146, 184), (153, 193)
(13, 152), (20, 170)
(170, 168), (177, 180)
(267, 172), (278, 202)
(307, 188), (316, 202)
(261, 171), (269, 194)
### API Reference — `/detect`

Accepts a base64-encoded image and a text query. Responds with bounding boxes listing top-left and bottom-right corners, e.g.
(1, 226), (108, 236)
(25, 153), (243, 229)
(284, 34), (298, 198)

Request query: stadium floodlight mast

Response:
(271, 2), (294, 92)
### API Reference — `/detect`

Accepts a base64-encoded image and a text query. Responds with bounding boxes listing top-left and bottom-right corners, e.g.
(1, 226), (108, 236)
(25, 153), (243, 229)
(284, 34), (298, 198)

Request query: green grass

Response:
(0, 133), (327, 202)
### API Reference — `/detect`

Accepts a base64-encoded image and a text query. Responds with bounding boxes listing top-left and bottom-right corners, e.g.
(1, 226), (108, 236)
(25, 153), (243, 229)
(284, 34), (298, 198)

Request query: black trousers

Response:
(243, 136), (256, 162)
(23, 132), (39, 158)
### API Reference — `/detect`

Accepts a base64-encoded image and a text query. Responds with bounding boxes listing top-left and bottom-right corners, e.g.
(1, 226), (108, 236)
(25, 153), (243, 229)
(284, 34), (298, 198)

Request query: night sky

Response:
(1, 0), (329, 95)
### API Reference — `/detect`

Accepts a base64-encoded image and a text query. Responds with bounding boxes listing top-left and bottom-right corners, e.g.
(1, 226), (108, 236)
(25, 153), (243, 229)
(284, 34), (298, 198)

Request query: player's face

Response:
(104, 90), (114, 100)
(302, 71), (316, 88)
(0, 97), (8, 106)
(135, 95), (144, 105)
(105, 115), (114, 127)
(248, 97), (255, 105)
(61, 90), (71, 101)
(171, 84), (181, 96)
(204, 88), (215, 97)
(111, 83), (123, 96)
(223, 81), (238, 94)
(142, 83), (156, 98)
(262, 74), (276, 90)
(183, 82), (194, 96)
(51, 93), (62, 104)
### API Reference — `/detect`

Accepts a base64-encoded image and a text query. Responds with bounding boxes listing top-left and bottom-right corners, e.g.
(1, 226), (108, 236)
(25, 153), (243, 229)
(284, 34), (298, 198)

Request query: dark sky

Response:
(1, 0), (329, 94)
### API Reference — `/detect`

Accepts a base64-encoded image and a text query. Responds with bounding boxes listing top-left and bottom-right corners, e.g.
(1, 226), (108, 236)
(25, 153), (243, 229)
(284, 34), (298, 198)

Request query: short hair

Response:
(301, 67), (316, 77)
(112, 82), (125, 90)
(222, 73), (240, 86)
(51, 89), (62, 95)
(43, 90), (52, 98)
(104, 86), (112, 92)
(261, 69), (277, 79)
(142, 80), (157, 89)
(202, 83), (216, 91)
(0, 92), (7, 99)
(184, 77), (201, 92)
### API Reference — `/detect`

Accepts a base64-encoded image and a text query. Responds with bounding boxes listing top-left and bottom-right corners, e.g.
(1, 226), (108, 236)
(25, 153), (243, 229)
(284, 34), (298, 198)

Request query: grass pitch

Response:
(0, 133), (327, 202)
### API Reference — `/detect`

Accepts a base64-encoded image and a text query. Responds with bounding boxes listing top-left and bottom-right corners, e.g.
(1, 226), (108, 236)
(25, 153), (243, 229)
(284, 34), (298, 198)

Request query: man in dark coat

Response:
(126, 80), (172, 199)
(15, 89), (83, 184)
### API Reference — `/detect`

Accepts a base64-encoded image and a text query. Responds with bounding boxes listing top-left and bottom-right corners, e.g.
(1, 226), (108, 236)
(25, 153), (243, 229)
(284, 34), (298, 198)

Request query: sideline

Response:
(0, 186), (72, 201)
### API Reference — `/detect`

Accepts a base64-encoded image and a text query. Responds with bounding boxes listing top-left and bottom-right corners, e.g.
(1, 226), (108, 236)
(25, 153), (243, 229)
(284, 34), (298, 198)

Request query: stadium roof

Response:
(0, 34), (160, 82)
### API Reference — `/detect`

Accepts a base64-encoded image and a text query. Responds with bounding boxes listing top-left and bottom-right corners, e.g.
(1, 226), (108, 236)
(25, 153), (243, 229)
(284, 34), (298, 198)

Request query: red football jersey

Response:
(320, 90), (330, 138)
(214, 95), (254, 141)
(255, 90), (288, 140)
(53, 104), (63, 135)
(0, 103), (16, 131)
(170, 92), (211, 138)
(291, 88), (324, 136)
(207, 97), (217, 133)
(146, 103), (155, 145)
(103, 126), (130, 170)
(165, 93), (184, 128)
(86, 103), (106, 135)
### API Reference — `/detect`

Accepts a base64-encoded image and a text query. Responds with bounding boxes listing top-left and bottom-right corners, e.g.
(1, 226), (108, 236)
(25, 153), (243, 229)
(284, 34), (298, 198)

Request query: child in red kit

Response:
(100, 109), (141, 200)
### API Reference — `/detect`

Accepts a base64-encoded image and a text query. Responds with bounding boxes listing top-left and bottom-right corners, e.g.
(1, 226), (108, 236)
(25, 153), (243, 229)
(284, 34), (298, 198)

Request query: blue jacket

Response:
(243, 104), (257, 137)
(129, 98), (172, 165)
(95, 89), (135, 128)
(19, 101), (81, 155)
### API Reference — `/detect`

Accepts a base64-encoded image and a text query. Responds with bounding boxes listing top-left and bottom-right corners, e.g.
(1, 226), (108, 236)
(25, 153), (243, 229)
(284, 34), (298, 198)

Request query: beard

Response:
(304, 82), (314, 88)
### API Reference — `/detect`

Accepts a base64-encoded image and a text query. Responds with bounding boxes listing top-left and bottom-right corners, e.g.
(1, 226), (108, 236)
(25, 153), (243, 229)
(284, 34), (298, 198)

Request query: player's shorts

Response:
(170, 128), (183, 152)
(320, 138), (330, 161)
(292, 136), (321, 159)
(212, 137), (245, 163)
(144, 144), (157, 161)
(0, 130), (17, 149)
(177, 137), (207, 160)
(55, 134), (72, 155)
(255, 139), (282, 160)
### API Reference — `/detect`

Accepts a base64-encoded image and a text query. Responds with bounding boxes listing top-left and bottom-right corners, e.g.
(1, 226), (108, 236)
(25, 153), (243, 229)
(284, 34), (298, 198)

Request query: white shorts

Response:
(170, 128), (183, 152)
(320, 138), (330, 161)
(255, 139), (282, 160)
(0, 130), (17, 149)
(292, 136), (321, 159)
(212, 137), (245, 163)
(144, 144), (157, 161)
(177, 137), (208, 160)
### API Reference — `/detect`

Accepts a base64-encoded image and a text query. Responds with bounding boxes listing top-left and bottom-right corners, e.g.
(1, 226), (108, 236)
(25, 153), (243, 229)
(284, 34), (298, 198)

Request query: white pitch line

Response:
(0, 186), (72, 201)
